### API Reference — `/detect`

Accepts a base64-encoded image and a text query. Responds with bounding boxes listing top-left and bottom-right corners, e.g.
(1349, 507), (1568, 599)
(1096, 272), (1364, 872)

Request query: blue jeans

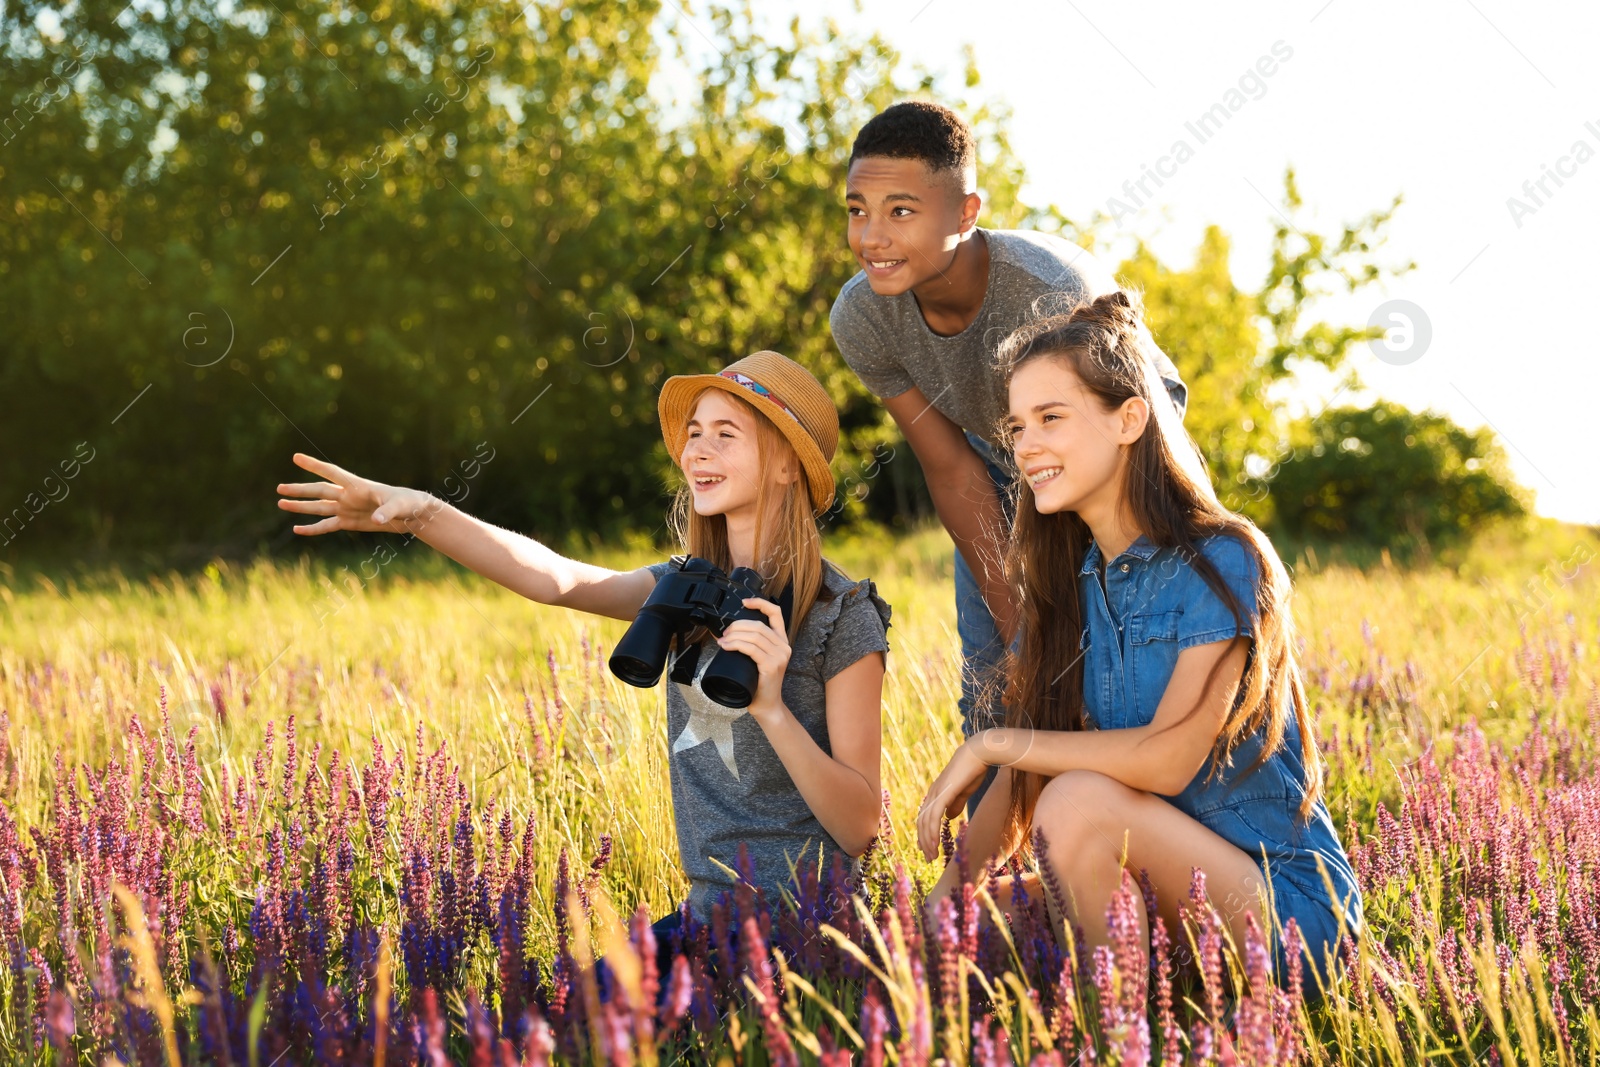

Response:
(649, 910), (687, 995)
(953, 430), (1021, 816)
(597, 909), (696, 1008)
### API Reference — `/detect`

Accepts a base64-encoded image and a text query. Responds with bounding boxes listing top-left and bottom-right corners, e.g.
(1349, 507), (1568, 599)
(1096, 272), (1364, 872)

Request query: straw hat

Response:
(657, 350), (840, 514)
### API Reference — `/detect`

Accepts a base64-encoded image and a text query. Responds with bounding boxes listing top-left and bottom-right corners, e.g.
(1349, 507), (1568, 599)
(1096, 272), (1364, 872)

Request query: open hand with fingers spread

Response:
(276, 452), (443, 536)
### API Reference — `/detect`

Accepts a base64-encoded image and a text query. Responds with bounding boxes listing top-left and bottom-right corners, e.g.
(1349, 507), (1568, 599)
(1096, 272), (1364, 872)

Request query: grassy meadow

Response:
(1, 519), (1596, 1065)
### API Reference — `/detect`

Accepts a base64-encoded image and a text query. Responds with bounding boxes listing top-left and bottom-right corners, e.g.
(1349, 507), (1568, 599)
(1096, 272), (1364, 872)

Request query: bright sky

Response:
(733, 0), (1597, 525)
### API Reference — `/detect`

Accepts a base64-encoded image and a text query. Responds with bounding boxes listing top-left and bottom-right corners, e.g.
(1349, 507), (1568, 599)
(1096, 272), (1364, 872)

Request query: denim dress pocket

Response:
(1126, 609), (1182, 728)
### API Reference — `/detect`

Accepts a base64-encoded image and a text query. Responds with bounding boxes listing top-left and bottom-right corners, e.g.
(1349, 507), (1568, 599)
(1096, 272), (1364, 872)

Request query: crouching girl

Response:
(917, 291), (1362, 994)
(278, 350), (891, 959)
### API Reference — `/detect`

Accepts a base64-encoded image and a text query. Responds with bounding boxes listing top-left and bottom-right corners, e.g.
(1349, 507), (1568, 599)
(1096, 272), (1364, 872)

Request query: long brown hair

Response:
(666, 387), (835, 647)
(991, 289), (1322, 850)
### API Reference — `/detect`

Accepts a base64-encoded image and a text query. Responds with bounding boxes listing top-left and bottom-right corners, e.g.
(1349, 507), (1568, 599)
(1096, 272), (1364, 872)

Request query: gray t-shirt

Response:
(829, 227), (1188, 449)
(642, 556), (892, 918)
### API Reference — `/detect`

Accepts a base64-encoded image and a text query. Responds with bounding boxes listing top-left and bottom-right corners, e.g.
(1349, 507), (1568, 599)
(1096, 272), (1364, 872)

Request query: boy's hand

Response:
(277, 452), (443, 535)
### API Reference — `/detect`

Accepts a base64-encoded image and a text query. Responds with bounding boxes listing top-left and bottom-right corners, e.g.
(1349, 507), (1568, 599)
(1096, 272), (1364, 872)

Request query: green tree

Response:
(0, 2), (1507, 567)
(1269, 400), (1528, 557)
(1105, 168), (1415, 525)
(0, 1), (1039, 560)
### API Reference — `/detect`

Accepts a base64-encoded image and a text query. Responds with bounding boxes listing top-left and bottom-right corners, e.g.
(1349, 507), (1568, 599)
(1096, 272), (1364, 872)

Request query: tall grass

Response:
(0, 519), (1595, 1064)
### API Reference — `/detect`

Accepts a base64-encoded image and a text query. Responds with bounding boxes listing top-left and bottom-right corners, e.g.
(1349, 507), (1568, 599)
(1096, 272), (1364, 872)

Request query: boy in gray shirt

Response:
(830, 102), (1187, 812)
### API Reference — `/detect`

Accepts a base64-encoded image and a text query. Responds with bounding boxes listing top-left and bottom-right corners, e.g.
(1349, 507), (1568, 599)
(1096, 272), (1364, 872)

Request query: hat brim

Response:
(658, 374), (836, 514)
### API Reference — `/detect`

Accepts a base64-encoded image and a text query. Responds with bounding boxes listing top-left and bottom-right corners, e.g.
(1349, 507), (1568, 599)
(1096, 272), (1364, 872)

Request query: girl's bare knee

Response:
(1034, 769), (1127, 828)
(1033, 770), (1143, 871)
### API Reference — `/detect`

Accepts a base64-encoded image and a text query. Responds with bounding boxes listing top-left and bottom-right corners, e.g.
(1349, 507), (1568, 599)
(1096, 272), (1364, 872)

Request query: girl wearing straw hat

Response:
(276, 349), (891, 936)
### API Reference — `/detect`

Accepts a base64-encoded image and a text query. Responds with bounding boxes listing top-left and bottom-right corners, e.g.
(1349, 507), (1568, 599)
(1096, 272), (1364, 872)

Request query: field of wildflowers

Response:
(0, 522), (1595, 1065)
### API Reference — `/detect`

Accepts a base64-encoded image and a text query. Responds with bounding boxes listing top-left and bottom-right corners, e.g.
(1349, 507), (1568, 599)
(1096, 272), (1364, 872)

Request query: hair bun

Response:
(1070, 289), (1145, 339)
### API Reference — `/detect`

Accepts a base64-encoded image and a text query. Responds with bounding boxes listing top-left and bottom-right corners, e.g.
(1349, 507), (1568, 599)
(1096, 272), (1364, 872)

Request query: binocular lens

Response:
(608, 611), (676, 688)
(699, 650), (760, 709)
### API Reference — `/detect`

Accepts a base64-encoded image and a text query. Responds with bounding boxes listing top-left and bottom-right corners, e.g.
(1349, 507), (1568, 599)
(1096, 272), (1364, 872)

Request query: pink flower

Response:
(743, 915), (796, 1067)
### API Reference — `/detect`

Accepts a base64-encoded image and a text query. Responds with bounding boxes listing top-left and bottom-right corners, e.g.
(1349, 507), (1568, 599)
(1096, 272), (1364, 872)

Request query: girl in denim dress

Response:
(917, 289), (1362, 994)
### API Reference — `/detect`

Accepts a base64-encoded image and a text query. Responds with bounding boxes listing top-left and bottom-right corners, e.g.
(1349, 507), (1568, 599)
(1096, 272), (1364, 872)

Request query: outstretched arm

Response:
(276, 452), (655, 622)
(882, 387), (1018, 645)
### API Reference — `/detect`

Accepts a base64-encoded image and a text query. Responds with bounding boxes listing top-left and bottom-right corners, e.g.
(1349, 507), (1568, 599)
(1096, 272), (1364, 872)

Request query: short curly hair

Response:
(849, 101), (976, 192)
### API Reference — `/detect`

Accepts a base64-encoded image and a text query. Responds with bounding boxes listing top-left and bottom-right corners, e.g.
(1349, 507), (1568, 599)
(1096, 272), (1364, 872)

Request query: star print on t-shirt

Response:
(669, 644), (749, 780)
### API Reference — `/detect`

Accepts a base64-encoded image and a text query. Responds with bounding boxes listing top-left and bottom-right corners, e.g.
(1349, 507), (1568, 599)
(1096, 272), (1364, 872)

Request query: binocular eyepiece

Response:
(608, 555), (768, 708)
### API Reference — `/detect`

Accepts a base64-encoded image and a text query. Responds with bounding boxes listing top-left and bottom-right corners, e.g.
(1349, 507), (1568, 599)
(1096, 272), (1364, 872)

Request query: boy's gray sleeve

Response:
(1157, 351), (1189, 422)
(830, 291), (915, 401)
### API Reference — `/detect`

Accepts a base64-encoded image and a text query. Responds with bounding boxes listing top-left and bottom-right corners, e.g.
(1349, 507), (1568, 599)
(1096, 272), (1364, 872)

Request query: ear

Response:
(1115, 396), (1150, 444)
(770, 450), (800, 488)
(958, 190), (982, 234)
(783, 455), (802, 487)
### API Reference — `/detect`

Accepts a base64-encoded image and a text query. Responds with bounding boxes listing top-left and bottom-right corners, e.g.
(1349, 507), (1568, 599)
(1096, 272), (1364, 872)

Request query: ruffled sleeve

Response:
(812, 575), (893, 683)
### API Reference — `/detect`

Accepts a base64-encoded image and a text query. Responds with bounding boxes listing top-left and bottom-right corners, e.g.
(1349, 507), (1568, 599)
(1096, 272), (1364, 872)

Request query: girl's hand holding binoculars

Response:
(716, 597), (791, 723)
(277, 452), (443, 536)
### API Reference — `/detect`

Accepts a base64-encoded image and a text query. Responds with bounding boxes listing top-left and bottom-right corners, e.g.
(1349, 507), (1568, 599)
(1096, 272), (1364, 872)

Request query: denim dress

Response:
(1077, 532), (1363, 990)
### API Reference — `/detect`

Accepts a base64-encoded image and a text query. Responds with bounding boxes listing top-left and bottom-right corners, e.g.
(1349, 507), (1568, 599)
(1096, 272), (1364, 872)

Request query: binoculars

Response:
(608, 555), (769, 708)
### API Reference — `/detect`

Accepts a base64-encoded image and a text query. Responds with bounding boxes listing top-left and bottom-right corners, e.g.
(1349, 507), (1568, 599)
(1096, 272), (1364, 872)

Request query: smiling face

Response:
(1006, 356), (1149, 518)
(679, 388), (799, 520)
(845, 156), (980, 296)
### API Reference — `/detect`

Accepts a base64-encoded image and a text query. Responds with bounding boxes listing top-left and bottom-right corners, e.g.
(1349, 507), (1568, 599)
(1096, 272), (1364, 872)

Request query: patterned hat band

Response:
(719, 370), (803, 426)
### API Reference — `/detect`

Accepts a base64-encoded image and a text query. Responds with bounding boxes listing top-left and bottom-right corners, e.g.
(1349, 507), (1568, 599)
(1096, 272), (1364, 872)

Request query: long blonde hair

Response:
(666, 388), (834, 644)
